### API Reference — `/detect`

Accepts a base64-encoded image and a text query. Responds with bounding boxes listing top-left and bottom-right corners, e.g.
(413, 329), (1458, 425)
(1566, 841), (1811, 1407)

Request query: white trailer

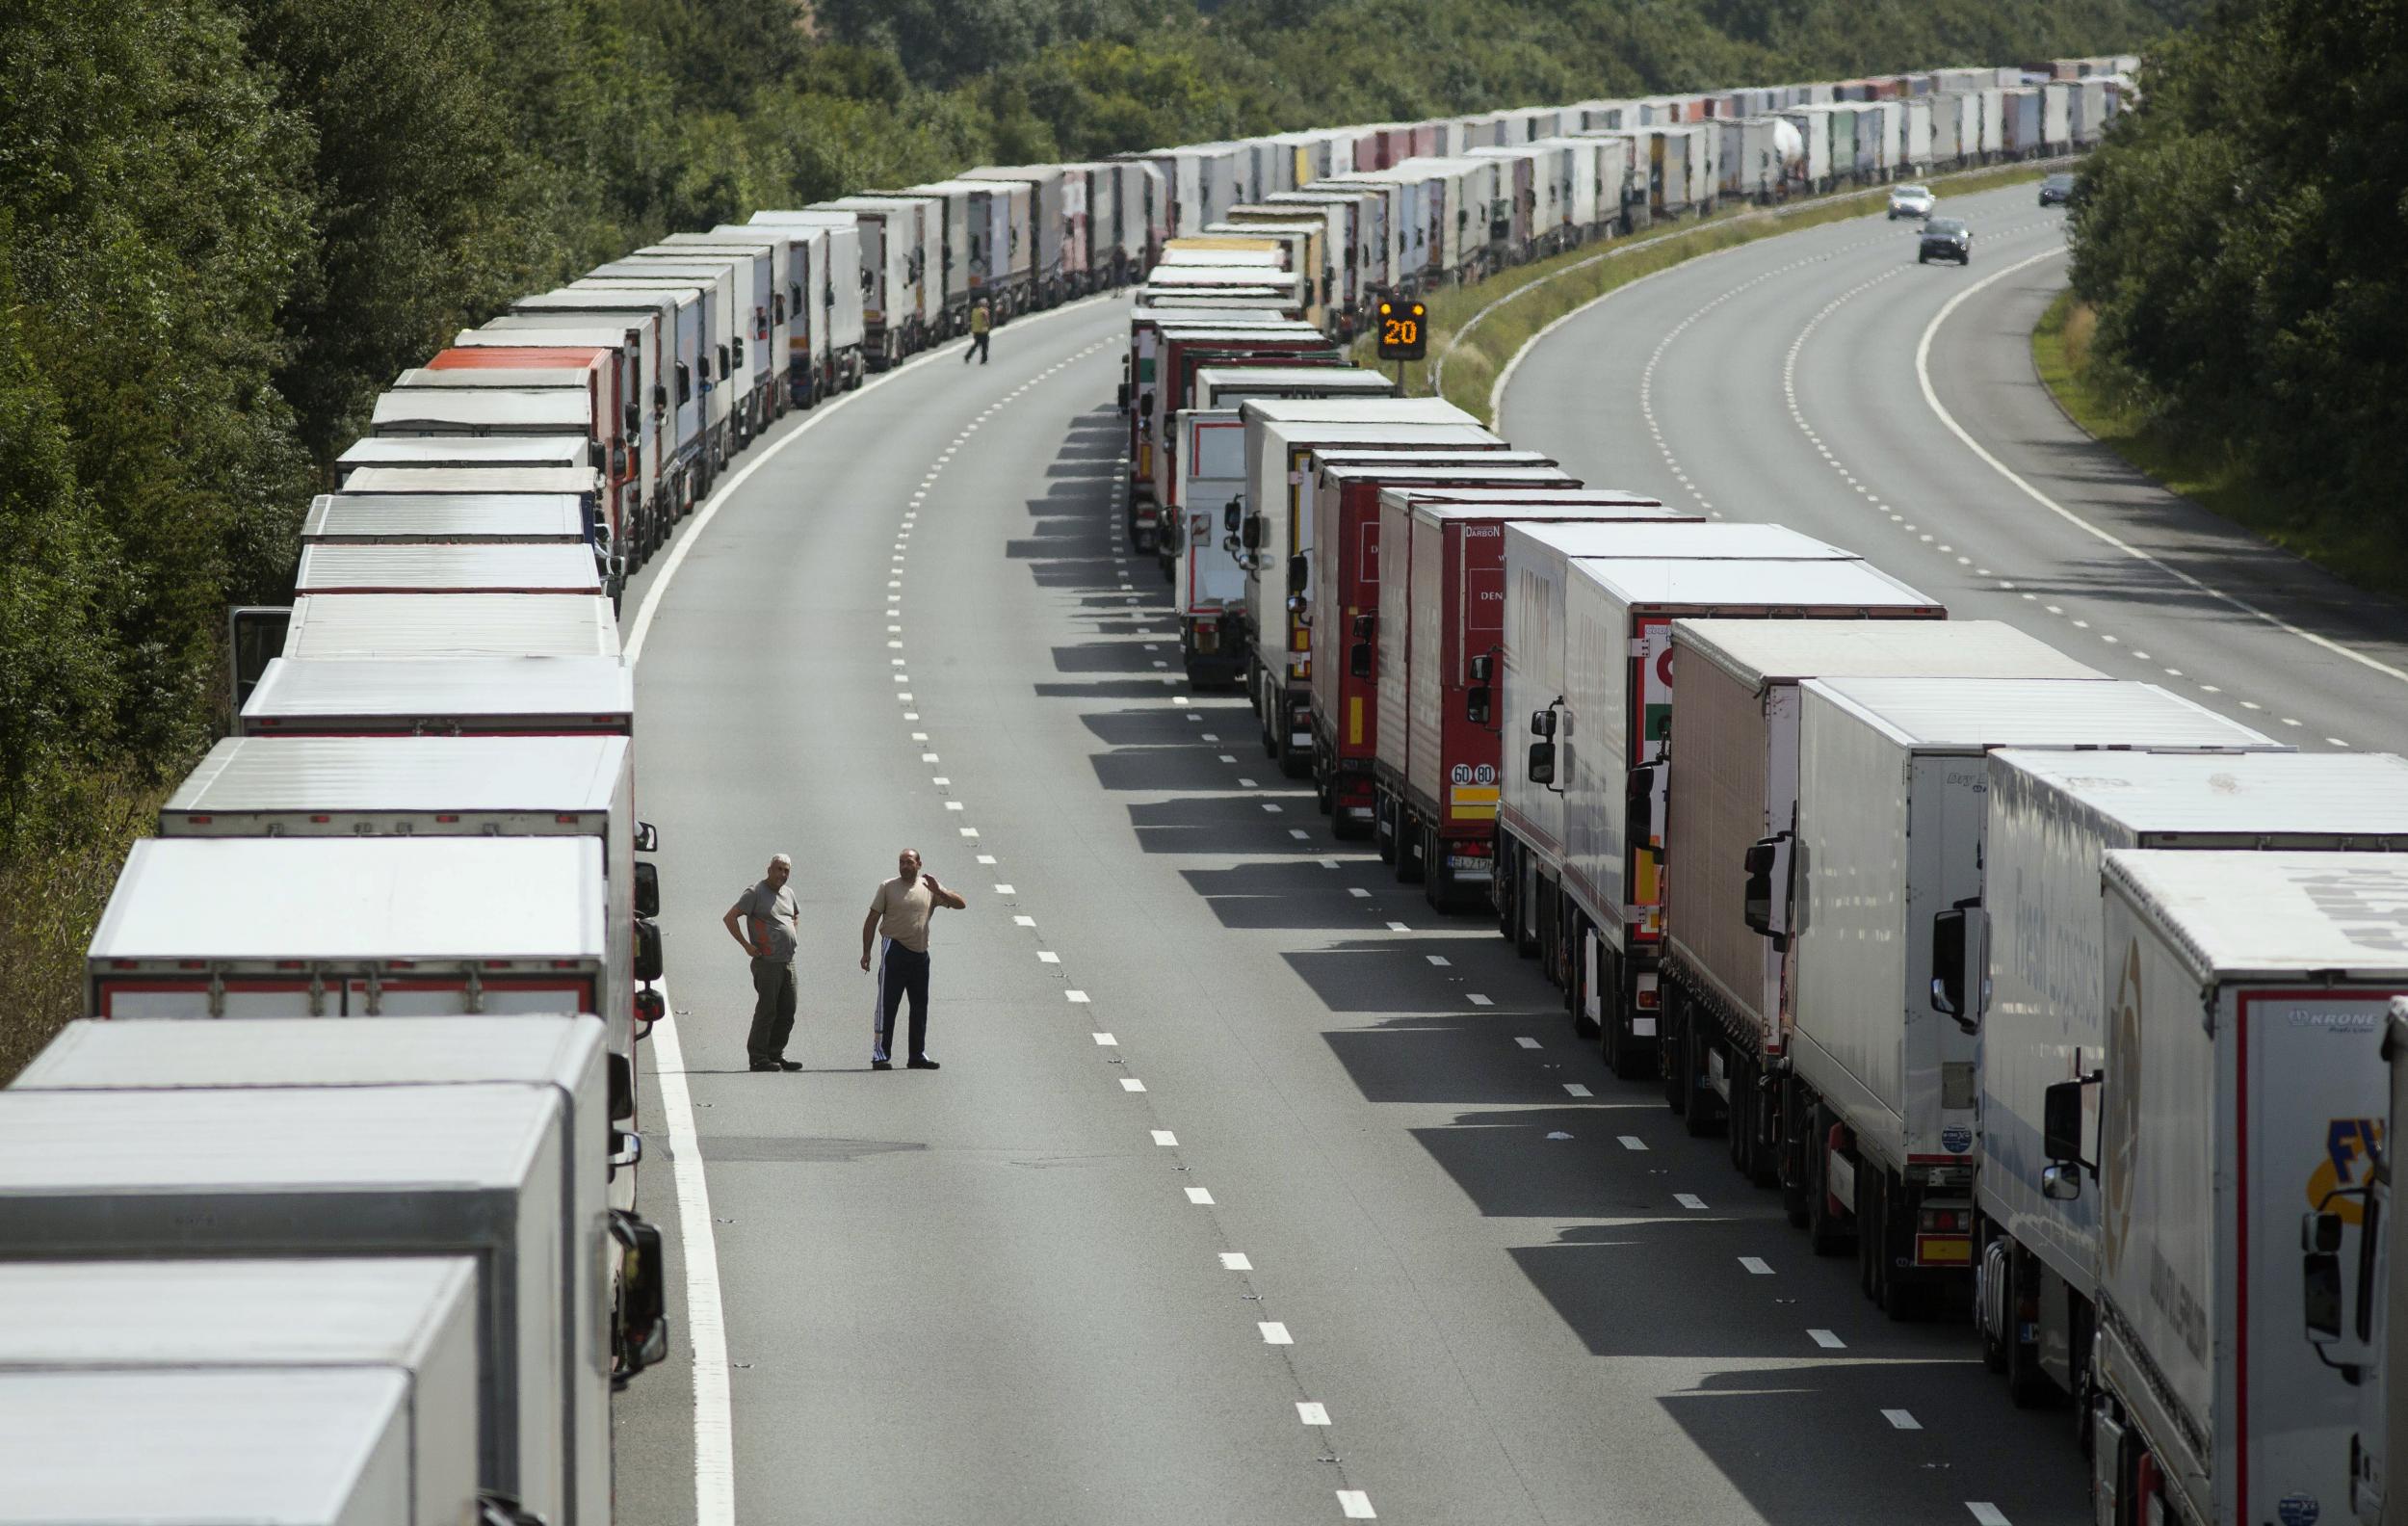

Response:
(1652, 621), (2101, 1189)
(1777, 105), (1836, 192)
(446, 319), (666, 549)
(371, 386), (596, 440)
(809, 197), (932, 365)
(498, 290), (704, 507)
(1780, 678), (2279, 1314)
(656, 233), (786, 429)
(580, 269), (737, 464)
(962, 167), (1069, 305)
(157, 733), (661, 1066)
(0, 1079), (653, 1526)
(2053, 852), (2408, 1526)
(746, 212), (869, 397)
(335, 433), (597, 484)
(1973, 751), (2408, 1413)
(0, 1257), (484, 1523)
(301, 492), (589, 546)
(280, 592), (618, 660)
(240, 654), (632, 738)
(293, 542), (603, 597)
(0, 1368), (477, 1526)
(1717, 117), (1786, 200)
(1515, 537), (1942, 1076)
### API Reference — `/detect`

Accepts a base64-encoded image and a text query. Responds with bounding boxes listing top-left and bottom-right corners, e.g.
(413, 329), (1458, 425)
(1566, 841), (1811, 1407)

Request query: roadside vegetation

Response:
(2058, 0), (2408, 600)
(1374, 161), (2058, 419)
(0, 0), (2177, 1062)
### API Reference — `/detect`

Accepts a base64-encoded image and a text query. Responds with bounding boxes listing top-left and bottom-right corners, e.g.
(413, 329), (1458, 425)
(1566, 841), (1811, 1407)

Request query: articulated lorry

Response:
(1971, 751), (2408, 1418)
(1776, 678), (2277, 1315)
(2043, 852), (2408, 1526)
(1496, 526), (1941, 1071)
(1652, 620), (2102, 1187)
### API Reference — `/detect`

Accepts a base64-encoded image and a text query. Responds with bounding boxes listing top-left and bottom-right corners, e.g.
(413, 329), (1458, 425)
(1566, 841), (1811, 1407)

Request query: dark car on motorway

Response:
(1918, 218), (1973, 265)
(2038, 172), (2077, 207)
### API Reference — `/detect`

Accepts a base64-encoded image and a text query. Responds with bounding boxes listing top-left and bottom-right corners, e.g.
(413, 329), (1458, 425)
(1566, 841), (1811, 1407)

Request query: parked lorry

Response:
(280, 593), (619, 661)
(335, 434), (600, 489)
(155, 733), (663, 1063)
(0, 1077), (662, 1526)
(962, 167), (1068, 306)
(654, 233), (788, 430)
(441, 324), (672, 546)
(0, 1368), (489, 1526)
(746, 212), (870, 398)
(581, 266), (739, 461)
(500, 288), (705, 506)
(301, 492), (589, 549)
(1650, 620), (2104, 1191)
(240, 654), (632, 738)
(1776, 678), (2278, 1317)
(1120, 306), (1317, 549)
(1499, 526), (1942, 1071)
(1235, 398), (1494, 774)
(294, 543), (604, 599)
(0, 1256), (485, 1520)
(1971, 750), (2408, 1417)
(2039, 852), (2408, 1526)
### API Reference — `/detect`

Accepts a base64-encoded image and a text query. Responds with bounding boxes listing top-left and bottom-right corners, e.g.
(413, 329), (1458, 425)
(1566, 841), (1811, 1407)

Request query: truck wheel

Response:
(1978, 1236), (2010, 1373)
(1682, 1018), (1716, 1138)
(2004, 1251), (2053, 1405)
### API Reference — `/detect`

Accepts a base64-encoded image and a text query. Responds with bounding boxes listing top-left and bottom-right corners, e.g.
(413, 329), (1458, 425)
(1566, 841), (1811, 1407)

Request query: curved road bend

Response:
(614, 289), (2090, 1523)
(1501, 181), (2408, 755)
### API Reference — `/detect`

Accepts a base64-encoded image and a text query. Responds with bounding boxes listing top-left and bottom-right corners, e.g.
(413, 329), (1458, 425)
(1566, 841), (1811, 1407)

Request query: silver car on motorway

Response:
(1887, 183), (1935, 221)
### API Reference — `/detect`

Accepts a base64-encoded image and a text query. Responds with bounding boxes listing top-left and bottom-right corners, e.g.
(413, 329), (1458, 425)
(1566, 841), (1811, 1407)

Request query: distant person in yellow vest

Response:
(964, 299), (992, 365)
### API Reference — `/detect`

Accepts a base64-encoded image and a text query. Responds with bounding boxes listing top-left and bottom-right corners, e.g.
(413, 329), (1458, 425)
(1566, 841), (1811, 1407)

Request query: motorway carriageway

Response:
(590, 187), (2377, 1523)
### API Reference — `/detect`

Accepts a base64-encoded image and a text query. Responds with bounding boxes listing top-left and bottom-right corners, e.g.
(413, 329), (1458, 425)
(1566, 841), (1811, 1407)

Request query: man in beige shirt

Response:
(860, 847), (966, 1069)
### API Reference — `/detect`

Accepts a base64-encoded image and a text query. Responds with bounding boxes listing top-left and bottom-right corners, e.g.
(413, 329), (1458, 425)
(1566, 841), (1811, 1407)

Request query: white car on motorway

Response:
(1887, 183), (1935, 221)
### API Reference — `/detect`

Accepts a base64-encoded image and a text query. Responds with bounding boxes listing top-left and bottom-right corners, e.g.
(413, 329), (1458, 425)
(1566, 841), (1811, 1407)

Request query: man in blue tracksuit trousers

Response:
(859, 846), (967, 1070)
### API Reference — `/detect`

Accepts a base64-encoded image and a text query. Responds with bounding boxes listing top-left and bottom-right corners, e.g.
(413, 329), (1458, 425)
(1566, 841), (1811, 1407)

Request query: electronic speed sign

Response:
(1376, 299), (1427, 361)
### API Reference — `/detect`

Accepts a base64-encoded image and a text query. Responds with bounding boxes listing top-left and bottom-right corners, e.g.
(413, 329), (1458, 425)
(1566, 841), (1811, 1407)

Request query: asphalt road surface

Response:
(611, 241), (2128, 1522)
(1501, 180), (2408, 758)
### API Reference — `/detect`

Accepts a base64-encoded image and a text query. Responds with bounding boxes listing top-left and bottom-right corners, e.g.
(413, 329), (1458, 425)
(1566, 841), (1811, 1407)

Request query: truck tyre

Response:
(1978, 1234), (2010, 1373)
(1683, 1017), (1716, 1138)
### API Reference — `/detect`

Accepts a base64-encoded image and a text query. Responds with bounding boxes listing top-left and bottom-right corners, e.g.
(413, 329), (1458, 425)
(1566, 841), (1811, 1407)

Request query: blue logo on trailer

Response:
(2279, 1493), (2322, 1525)
(1943, 1125), (1973, 1155)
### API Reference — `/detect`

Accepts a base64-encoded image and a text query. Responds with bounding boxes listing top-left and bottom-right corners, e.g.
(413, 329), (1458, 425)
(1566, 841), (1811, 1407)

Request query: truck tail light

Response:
(1920, 1207), (1966, 1234)
(436, 814), (460, 823)
(183, 815), (212, 825)
(1635, 987), (1661, 1010)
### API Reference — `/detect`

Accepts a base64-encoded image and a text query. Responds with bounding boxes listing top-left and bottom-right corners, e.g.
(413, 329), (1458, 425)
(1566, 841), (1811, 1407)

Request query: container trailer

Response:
(1776, 678), (2278, 1316)
(809, 197), (933, 365)
(280, 593), (619, 661)
(301, 492), (590, 548)
(656, 232), (788, 426)
(2054, 852), (2408, 1526)
(406, 343), (641, 564)
(1971, 751), (2408, 1417)
(962, 167), (1069, 305)
(292, 541), (603, 599)
(240, 655), (633, 738)
(746, 212), (869, 397)
(581, 266), (740, 460)
(1649, 621), (2103, 1190)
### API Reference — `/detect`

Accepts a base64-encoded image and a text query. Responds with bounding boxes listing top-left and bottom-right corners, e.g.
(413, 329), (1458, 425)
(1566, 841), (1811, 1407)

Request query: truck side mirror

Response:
(633, 987), (666, 1037)
(623, 403), (641, 435)
(634, 821), (659, 853)
(1527, 739), (1556, 785)
(1741, 833), (1793, 946)
(632, 917), (664, 984)
(1288, 554), (1308, 595)
(611, 441), (628, 477)
(2304, 1241), (2348, 1348)
(1626, 763), (1662, 862)
(1352, 614), (1375, 641)
(1929, 903), (1989, 1029)
(653, 383), (667, 409)
(1531, 707), (1557, 738)
(1349, 643), (1372, 679)
(609, 1128), (643, 1172)
(610, 1209), (671, 1385)
(607, 1053), (635, 1122)
(633, 860), (661, 919)
(1241, 513), (1265, 552)
(1469, 654), (1492, 683)
(2042, 1079), (2089, 1175)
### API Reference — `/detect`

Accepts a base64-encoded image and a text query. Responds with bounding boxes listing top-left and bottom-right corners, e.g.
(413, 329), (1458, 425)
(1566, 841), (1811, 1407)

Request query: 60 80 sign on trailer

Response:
(1376, 299), (1426, 361)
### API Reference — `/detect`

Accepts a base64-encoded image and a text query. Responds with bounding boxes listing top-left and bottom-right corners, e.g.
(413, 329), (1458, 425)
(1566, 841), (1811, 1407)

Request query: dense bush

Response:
(1, 0), (2169, 1050)
(2068, 0), (2407, 563)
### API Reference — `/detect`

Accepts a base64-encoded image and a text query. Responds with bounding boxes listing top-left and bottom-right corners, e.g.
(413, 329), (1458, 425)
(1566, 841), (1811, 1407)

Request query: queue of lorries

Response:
(4, 52), (2159, 1526)
(1118, 67), (2408, 1526)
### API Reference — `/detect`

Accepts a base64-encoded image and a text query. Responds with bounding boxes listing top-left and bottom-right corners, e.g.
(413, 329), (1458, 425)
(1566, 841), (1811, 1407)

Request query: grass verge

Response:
(1358, 159), (2060, 420)
(2030, 289), (2408, 603)
(0, 774), (168, 1082)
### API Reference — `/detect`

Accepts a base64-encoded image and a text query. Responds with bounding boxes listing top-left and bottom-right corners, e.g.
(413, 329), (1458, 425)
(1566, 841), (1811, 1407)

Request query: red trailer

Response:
(1302, 461), (1580, 837)
(1371, 494), (1690, 908)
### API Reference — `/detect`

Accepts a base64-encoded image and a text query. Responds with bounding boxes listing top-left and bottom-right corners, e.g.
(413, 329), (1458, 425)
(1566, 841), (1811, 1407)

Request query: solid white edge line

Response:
(625, 292), (1119, 663)
(646, 987), (736, 1526)
(620, 296), (1119, 1520)
(1915, 248), (2408, 688)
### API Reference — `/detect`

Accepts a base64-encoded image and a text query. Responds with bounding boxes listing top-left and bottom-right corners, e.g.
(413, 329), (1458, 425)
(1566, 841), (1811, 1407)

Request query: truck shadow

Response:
(1322, 1013), (1589, 1104)
(1179, 861), (1438, 930)
(1125, 795), (1330, 855)
(1284, 941), (1557, 1013)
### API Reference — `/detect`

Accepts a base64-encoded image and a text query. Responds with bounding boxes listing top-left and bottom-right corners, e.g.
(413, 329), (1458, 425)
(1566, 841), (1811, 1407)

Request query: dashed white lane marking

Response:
(1338, 1490), (1378, 1519)
(1385, 921), (1409, 932)
(1201, 732), (1219, 741)
(1290, 829), (1311, 839)
(957, 827), (978, 838)
(976, 855), (995, 865)
(1618, 1135), (1648, 1151)
(1426, 955), (1451, 966)
(1468, 994), (1493, 1007)
(1563, 1082), (1592, 1096)
(1037, 951), (1060, 963)
(1090, 1032), (1116, 1045)
(1966, 1505), (2011, 1526)
(1186, 1187), (1215, 1204)
(1119, 1078), (1145, 1092)
(1740, 1256), (1774, 1276)
(1219, 754), (1238, 763)
(1514, 1037), (1540, 1049)
(944, 801), (964, 811)
(1674, 1193), (1708, 1210)
(1065, 990), (1090, 1004)
(1152, 1130), (1178, 1147)
(1259, 1322), (1294, 1346)
(993, 882), (1013, 893)
(1348, 886), (1371, 899)
(1238, 776), (1258, 787)
(1297, 1402), (1331, 1426)
(1810, 1329), (1846, 1349)
(1883, 1409), (1922, 1431)
(1012, 915), (1035, 927)
(1219, 1251), (1251, 1270)
(1262, 803), (1283, 813)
